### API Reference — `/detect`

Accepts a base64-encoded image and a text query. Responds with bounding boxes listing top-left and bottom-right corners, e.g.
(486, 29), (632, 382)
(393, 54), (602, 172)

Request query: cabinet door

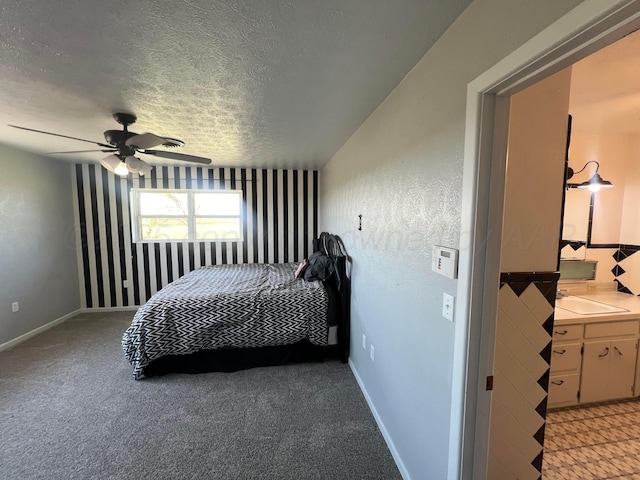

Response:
(550, 342), (581, 372)
(581, 340), (612, 404)
(608, 338), (638, 400)
(548, 373), (580, 407)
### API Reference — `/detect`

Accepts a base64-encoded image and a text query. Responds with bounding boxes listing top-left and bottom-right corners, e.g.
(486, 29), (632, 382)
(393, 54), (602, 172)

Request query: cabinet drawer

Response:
(548, 373), (580, 406)
(584, 321), (638, 339)
(552, 325), (582, 341)
(550, 342), (581, 372)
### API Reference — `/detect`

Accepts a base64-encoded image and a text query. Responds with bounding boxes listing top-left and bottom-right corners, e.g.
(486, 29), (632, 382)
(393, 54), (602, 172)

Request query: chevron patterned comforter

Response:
(122, 263), (329, 379)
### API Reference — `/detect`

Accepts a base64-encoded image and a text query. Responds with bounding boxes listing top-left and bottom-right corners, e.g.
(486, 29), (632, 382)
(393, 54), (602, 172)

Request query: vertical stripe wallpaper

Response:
(72, 164), (319, 308)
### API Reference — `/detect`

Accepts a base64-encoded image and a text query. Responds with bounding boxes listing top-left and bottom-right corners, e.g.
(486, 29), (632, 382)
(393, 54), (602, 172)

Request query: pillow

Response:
(294, 259), (309, 279)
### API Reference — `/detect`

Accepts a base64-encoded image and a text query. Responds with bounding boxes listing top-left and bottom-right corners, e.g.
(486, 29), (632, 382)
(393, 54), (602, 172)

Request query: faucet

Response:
(556, 288), (567, 299)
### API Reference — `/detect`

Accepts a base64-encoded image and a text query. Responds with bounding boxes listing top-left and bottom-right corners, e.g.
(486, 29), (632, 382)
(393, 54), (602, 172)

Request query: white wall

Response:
(570, 131), (630, 244)
(501, 67), (572, 272)
(619, 136), (640, 244)
(0, 144), (79, 345)
(567, 131), (640, 246)
(319, 0), (584, 477)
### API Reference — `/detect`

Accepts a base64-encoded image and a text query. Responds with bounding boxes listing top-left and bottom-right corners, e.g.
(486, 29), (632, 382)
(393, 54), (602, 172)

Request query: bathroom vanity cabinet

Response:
(548, 325), (583, 406)
(581, 331), (637, 403)
(549, 292), (640, 409)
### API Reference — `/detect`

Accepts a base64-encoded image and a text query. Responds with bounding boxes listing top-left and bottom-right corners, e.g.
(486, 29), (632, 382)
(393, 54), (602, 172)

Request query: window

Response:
(130, 188), (243, 242)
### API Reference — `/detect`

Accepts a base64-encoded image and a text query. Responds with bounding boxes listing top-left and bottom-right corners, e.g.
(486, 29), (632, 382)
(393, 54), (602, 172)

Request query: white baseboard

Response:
(0, 306), (140, 351)
(0, 309), (82, 352)
(349, 359), (411, 480)
(79, 306), (139, 313)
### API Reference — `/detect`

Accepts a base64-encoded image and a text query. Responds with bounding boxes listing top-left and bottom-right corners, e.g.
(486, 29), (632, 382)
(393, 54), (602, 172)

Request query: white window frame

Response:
(130, 188), (243, 243)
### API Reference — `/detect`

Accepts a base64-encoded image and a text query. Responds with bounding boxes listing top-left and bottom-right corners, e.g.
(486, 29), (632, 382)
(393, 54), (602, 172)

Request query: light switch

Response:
(443, 293), (455, 322)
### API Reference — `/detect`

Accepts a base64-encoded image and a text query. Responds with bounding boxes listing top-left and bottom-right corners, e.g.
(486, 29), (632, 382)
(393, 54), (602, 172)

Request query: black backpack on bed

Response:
(303, 251), (334, 282)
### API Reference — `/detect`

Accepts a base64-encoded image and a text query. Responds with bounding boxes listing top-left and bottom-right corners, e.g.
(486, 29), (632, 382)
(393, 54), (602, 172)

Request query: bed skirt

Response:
(142, 341), (344, 377)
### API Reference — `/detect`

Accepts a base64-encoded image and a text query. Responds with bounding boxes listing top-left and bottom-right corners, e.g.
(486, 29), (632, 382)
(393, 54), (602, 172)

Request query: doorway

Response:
(452, 2), (640, 479)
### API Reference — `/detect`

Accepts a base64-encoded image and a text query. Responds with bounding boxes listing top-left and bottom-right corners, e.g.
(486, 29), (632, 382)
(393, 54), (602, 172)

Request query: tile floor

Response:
(543, 399), (640, 479)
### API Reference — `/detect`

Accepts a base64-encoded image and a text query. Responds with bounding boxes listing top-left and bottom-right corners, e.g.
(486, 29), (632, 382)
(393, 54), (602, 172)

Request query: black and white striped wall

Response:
(72, 164), (319, 308)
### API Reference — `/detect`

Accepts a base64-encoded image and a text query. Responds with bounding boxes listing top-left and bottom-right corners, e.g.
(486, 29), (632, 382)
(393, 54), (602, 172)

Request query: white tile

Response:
(561, 244), (587, 261)
(495, 338), (547, 408)
(618, 251), (640, 295)
(585, 248), (617, 283)
(519, 283), (554, 323)
(498, 284), (522, 314)
(497, 309), (549, 375)
(493, 370), (545, 435)
(499, 289), (551, 352)
(489, 427), (542, 480)
(492, 399), (544, 462)
(488, 453), (518, 480)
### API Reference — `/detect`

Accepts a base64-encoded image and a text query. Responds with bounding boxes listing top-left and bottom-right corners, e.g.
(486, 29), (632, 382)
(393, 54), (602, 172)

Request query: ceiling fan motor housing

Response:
(103, 129), (138, 156)
(112, 112), (137, 127)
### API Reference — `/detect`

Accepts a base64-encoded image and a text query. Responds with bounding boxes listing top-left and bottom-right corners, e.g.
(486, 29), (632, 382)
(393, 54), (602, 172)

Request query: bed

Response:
(122, 234), (350, 379)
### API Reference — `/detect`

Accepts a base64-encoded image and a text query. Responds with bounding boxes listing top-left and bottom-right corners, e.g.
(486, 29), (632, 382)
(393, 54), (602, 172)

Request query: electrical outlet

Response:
(123, 280), (129, 288)
(370, 344), (375, 362)
(11, 302), (19, 313)
(362, 333), (366, 349)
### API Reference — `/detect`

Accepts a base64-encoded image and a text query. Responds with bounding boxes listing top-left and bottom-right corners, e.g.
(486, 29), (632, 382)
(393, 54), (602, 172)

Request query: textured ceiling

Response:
(0, 0), (471, 170)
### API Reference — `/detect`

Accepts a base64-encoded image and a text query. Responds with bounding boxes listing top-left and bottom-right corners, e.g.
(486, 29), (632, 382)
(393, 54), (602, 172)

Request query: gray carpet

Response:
(0, 312), (401, 480)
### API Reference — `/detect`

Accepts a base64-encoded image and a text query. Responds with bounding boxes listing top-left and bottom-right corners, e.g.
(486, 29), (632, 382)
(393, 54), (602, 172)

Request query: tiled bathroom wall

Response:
(560, 242), (640, 295)
(488, 272), (559, 480)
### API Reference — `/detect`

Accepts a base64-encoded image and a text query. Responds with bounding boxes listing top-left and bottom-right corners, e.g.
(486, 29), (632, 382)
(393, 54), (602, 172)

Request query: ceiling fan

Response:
(9, 112), (212, 176)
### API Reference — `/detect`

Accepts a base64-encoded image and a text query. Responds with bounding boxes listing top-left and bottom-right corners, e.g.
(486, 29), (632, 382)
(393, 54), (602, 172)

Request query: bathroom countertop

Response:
(555, 291), (640, 325)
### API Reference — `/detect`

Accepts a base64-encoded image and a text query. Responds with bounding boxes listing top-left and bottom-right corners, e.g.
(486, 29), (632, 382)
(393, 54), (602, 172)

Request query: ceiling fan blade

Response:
(8, 124), (113, 149)
(125, 132), (167, 150)
(142, 149), (212, 165)
(161, 137), (185, 148)
(49, 149), (117, 154)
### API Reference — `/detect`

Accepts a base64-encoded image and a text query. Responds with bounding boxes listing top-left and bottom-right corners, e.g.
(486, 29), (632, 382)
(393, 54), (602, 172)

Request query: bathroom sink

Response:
(556, 296), (628, 315)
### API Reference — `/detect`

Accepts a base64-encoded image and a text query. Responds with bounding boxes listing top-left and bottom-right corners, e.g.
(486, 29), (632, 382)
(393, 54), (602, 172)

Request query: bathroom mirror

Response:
(560, 188), (590, 260)
(562, 188), (590, 242)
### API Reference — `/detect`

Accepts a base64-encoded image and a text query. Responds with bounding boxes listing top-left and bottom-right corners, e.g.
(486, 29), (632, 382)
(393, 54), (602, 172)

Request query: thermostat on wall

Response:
(432, 245), (458, 279)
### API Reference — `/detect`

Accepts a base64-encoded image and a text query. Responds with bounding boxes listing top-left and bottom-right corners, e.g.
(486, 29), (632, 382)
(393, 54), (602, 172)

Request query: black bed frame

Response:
(142, 244), (351, 378)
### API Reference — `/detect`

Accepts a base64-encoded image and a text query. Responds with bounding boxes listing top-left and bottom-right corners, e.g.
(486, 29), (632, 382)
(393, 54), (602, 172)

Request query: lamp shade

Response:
(100, 154), (128, 177)
(567, 160), (613, 192)
(125, 155), (152, 176)
(576, 172), (613, 192)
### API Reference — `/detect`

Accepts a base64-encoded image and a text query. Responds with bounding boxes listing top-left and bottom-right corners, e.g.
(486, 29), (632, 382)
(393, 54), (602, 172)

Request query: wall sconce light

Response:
(566, 160), (613, 192)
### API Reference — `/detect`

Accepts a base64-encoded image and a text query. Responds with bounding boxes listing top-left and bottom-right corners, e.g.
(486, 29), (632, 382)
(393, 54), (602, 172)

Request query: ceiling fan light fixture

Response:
(100, 154), (122, 173)
(138, 162), (153, 176)
(114, 161), (129, 177)
(125, 155), (153, 176)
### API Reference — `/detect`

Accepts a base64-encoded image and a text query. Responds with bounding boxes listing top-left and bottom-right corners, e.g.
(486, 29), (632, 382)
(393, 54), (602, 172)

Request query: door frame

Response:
(450, 1), (640, 478)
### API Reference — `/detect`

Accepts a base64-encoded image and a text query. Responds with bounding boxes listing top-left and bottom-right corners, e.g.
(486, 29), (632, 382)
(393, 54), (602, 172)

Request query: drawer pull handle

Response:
(555, 330), (568, 336)
(614, 346), (623, 356)
(599, 347), (610, 358)
(553, 349), (566, 355)
(551, 380), (564, 386)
